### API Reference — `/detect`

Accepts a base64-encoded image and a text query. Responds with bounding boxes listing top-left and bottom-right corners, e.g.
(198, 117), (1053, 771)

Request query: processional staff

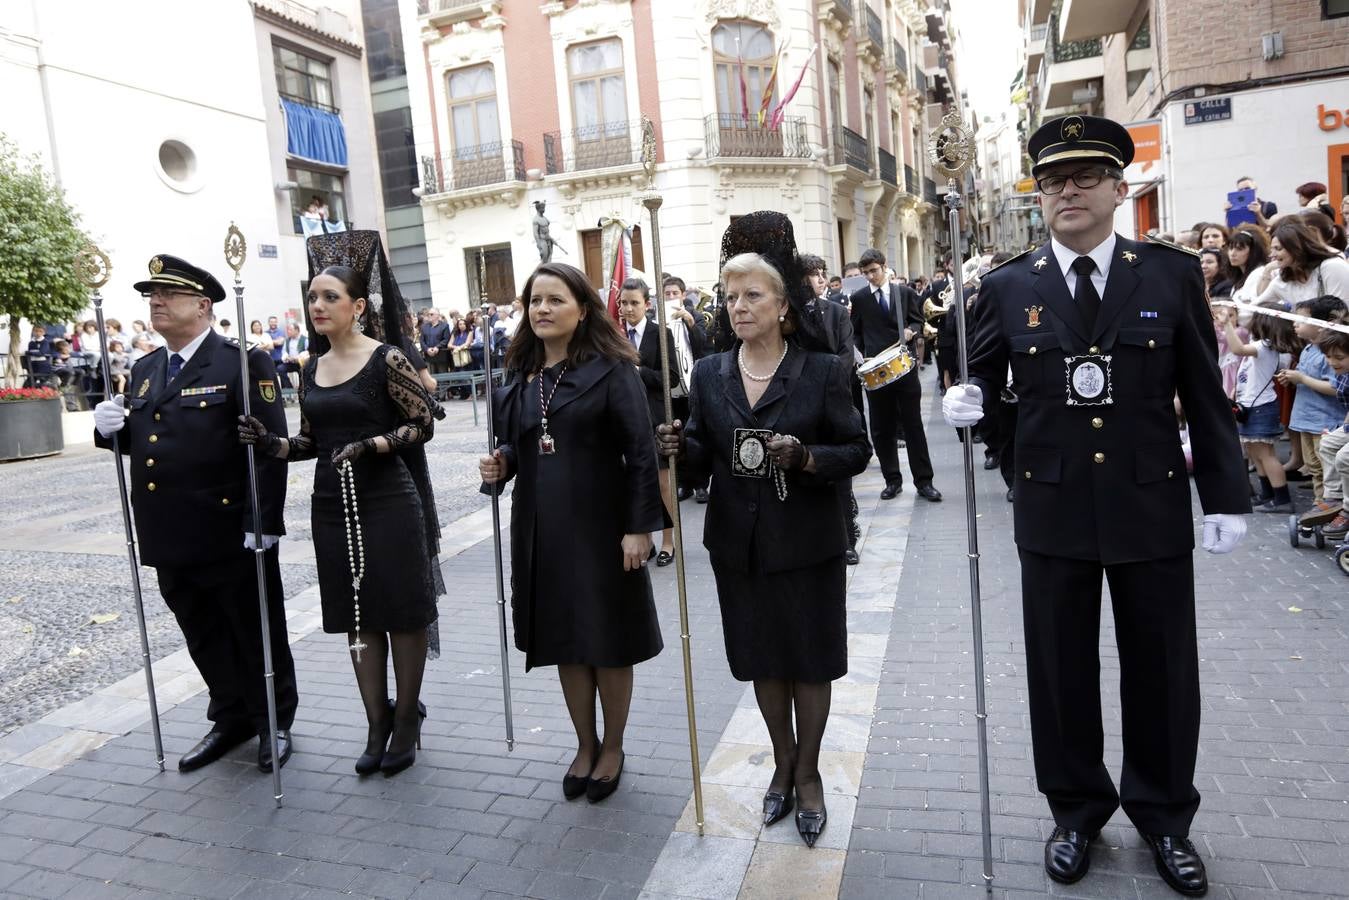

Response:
(928, 108), (995, 892)
(76, 243), (166, 772)
(223, 223), (286, 807)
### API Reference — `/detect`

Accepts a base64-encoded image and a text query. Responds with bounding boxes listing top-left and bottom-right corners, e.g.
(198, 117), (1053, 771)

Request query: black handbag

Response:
(1232, 371), (1276, 424)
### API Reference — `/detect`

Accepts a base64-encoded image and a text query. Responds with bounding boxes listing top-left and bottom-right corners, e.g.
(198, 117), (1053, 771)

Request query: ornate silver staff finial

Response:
(224, 222), (248, 279)
(75, 244), (112, 290)
(928, 108), (976, 188)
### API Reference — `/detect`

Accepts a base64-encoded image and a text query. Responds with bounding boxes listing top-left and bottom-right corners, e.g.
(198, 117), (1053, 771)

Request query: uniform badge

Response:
(1065, 354), (1114, 406)
(732, 428), (772, 478)
(1061, 116), (1085, 142)
(149, 256), (164, 275)
(136, 379), (150, 398)
(1122, 250), (1137, 263)
(259, 382), (277, 404)
(1025, 305), (1044, 328)
(1034, 257), (1048, 270)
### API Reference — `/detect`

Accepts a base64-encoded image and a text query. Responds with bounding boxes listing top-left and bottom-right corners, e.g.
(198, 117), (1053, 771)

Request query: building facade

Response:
(404, 0), (963, 311)
(1023, 0), (1349, 237)
(0, 0), (382, 329)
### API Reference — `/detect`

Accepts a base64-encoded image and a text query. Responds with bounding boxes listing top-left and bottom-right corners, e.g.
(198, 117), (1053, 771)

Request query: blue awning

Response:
(281, 98), (348, 167)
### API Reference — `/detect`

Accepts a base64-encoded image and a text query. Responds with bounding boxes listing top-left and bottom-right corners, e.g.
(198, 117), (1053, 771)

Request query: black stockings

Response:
(754, 679), (832, 811)
(348, 629), (428, 756)
(558, 664), (632, 781)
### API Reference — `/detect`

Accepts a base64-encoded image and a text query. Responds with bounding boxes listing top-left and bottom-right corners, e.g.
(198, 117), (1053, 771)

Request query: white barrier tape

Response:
(1210, 299), (1349, 336)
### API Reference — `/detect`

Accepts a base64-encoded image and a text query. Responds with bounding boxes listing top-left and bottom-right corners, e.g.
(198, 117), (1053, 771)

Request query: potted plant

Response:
(0, 385), (63, 460)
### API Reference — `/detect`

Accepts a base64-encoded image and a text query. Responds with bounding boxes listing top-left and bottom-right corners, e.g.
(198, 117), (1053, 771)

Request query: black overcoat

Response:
(485, 356), (665, 670)
(682, 347), (872, 574)
(966, 235), (1250, 564)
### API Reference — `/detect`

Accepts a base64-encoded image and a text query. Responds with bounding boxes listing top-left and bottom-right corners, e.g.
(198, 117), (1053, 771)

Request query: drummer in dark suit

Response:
(92, 255), (297, 773)
(850, 249), (941, 501)
(943, 115), (1250, 896)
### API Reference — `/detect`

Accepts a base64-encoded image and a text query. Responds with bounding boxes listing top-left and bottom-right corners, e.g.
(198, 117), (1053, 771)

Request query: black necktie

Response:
(1071, 256), (1101, 332)
(876, 289), (889, 318)
(167, 352), (184, 381)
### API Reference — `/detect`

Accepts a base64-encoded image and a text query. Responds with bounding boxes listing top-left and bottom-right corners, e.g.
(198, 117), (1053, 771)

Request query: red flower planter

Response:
(0, 390), (64, 461)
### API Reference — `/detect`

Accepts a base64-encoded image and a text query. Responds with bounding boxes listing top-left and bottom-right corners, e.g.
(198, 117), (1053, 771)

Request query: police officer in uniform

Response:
(943, 116), (1249, 896)
(93, 255), (297, 773)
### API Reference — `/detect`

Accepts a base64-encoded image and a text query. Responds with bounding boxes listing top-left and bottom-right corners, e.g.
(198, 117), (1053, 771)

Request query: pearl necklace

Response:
(738, 343), (788, 382)
(339, 459), (368, 661)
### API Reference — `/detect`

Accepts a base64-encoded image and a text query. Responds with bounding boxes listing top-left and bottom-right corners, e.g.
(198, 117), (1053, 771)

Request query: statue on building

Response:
(533, 201), (566, 263)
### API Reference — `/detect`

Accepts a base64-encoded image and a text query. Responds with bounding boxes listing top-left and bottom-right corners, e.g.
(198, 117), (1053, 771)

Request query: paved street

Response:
(0, 372), (1345, 899)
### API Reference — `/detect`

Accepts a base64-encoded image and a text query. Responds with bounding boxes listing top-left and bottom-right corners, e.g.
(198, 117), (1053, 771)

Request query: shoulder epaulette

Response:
(223, 337), (240, 347)
(1143, 235), (1201, 257)
(987, 246), (1037, 274)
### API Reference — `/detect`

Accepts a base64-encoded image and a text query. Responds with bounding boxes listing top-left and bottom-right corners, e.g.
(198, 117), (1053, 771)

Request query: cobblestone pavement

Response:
(0, 373), (1345, 899)
(0, 399), (491, 736)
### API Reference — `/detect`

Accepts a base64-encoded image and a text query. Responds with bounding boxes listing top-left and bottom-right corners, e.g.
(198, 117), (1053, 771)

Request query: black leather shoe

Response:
(763, 790), (794, 827)
(916, 483), (943, 502)
(656, 550), (674, 567)
(562, 748), (597, 800)
(694, 488), (709, 504)
(355, 700), (395, 776)
(1143, 833), (1208, 896)
(380, 705), (427, 777)
(880, 482), (903, 500)
(677, 487), (694, 501)
(795, 802), (827, 848)
(179, 728), (250, 772)
(587, 751), (624, 803)
(983, 455), (999, 470)
(845, 549), (860, 565)
(1044, 827), (1095, 884)
(257, 730), (292, 773)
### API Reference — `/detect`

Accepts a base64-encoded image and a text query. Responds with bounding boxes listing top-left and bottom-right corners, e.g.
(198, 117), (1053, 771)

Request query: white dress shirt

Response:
(1050, 233), (1115, 299)
(167, 327), (212, 367)
(626, 316), (647, 347)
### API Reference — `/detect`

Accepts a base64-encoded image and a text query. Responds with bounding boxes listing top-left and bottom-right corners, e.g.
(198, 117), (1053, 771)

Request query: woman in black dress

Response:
(240, 232), (442, 777)
(479, 262), (665, 803)
(658, 213), (871, 847)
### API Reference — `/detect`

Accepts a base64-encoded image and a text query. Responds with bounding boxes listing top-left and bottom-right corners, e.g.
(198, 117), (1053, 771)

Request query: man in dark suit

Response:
(92, 254), (297, 774)
(661, 274), (710, 502)
(620, 277), (681, 564)
(944, 115), (1250, 896)
(850, 248), (941, 501)
(419, 308), (450, 374)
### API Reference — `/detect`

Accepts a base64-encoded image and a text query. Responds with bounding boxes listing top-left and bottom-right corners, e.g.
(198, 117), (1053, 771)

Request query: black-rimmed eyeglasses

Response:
(141, 288), (202, 301)
(1035, 167), (1122, 195)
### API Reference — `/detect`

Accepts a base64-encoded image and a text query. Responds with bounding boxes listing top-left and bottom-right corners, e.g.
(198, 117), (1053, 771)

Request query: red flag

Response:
(606, 234), (626, 324)
(769, 43), (818, 130)
(738, 57), (750, 122)
(757, 50), (781, 126)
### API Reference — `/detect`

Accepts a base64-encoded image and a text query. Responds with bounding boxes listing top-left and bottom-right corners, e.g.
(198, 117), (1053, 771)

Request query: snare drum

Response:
(857, 343), (914, 391)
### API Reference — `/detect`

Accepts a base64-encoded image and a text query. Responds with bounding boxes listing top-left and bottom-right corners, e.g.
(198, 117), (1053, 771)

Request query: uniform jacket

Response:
(634, 321), (681, 427)
(95, 329), (289, 569)
(682, 348), (872, 574)
(967, 235), (1250, 564)
(850, 281), (923, 358)
(809, 297), (856, 369)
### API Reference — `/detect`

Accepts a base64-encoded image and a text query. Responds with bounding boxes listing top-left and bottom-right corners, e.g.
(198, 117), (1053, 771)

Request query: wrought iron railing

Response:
(1045, 13), (1102, 64)
(861, 6), (884, 51)
(913, 68), (928, 94)
(828, 0), (854, 22)
(924, 176), (941, 205)
(832, 126), (873, 176)
(279, 91), (338, 114)
(420, 0), (486, 13)
(1029, 23), (1048, 44)
(893, 39), (908, 73)
(878, 148), (897, 186)
(704, 114), (812, 160)
(904, 164), (919, 195)
(543, 121), (640, 175)
(421, 139), (525, 194)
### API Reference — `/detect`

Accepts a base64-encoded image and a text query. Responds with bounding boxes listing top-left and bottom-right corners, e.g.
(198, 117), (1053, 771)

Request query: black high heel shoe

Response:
(586, 751), (624, 803)
(379, 703), (428, 777)
(562, 748), (598, 800)
(796, 802), (827, 848)
(355, 699), (394, 776)
(762, 788), (794, 827)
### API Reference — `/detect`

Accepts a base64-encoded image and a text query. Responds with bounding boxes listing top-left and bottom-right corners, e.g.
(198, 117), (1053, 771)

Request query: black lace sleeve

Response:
(379, 347), (435, 450)
(283, 360), (319, 461)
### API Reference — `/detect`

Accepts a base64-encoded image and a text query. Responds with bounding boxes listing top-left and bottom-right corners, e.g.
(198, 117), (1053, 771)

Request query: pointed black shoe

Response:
(586, 751), (624, 803)
(563, 749), (598, 800)
(762, 789), (794, 827)
(795, 802), (827, 848)
(1142, 834), (1208, 896)
(179, 727), (251, 772)
(380, 704), (427, 777)
(355, 700), (395, 776)
(1044, 827), (1096, 884)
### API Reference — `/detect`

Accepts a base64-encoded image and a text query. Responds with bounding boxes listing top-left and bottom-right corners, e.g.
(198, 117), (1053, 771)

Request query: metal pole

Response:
(479, 249), (515, 751)
(78, 245), (165, 771)
(641, 193), (705, 837)
(223, 224), (284, 806)
(930, 110), (994, 892)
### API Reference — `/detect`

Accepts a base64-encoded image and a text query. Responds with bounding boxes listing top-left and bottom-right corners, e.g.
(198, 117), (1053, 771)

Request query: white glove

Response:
(94, 395), (127, 437)
(1201, 514), (1247, 554)
(243, 533), (280, 551)
(942, 383), (985, 428)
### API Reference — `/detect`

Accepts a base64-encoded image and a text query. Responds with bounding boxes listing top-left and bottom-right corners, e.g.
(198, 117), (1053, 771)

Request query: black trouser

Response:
(1018, 549), (1201, 837)
(865, 373), (933, 487)
(936, 343), (959, 390)
(425, 350), (450, 375)
(157, 548), (298, 736)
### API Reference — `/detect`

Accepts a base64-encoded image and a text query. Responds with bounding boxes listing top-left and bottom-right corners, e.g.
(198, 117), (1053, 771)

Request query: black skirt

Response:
(711, 550), (848, 682)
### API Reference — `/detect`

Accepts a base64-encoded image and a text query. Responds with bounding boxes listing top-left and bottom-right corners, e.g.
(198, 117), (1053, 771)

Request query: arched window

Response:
(712, 21), (776, 123)
(568, 39), (627, 136)
(447, 64), (500, 154)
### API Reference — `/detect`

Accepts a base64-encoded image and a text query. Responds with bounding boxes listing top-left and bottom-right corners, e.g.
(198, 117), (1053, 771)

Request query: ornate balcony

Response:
(543, 121), (643, 176)
(831, 126), (873, 177)
(704, 114), (812, 161)
(857, 7), (885, 65)
(878, 148), (897, 187)
(904, 164), (919, 196)
(819, 0), (853, 31)
(417, 0), (501, 27)
(420, 140), (525, 195)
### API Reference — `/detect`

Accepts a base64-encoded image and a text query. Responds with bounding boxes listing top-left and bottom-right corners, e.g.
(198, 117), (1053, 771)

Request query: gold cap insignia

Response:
(1061, 116), (1084, 142)
(1026, 305), (1044, 328)
(149, 256), (164, 275)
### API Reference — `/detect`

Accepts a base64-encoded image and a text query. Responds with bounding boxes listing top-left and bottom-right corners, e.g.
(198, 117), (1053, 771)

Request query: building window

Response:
(1326, 0), (1349, 18)
(712, 21), (776, 121)
(289, 165), (347, 234)
(274, 44), (335, 112)
(373, 108), (418, 207)
(447, 64), (500, 153)
(828, 58), (843, 139)
(1128, 17), (1151, 50)
(361, 0), (406, 82)
(863, 87), (875, 150)
(568, 39), (627, 135)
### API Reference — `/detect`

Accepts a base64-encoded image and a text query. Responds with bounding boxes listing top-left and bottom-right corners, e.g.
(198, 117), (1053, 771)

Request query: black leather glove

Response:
(656, 420), (685, 458)
(237, 415), (283, 457)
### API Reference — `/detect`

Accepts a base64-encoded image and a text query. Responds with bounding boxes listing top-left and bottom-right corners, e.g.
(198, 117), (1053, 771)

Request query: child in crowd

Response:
(1277, 296), (1349, 515)
(107, 340), (130, 394)
(1214, 304), (1248, 398)
(1225, 301), (1299, 512)
(1302, 328), (1349, 538)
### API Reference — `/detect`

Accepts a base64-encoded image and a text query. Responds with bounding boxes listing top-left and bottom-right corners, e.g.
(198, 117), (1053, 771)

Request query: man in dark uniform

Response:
(943, 116), (1250, 896)
(850, 248), (941, 502)
(92, 255), (297, 773)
